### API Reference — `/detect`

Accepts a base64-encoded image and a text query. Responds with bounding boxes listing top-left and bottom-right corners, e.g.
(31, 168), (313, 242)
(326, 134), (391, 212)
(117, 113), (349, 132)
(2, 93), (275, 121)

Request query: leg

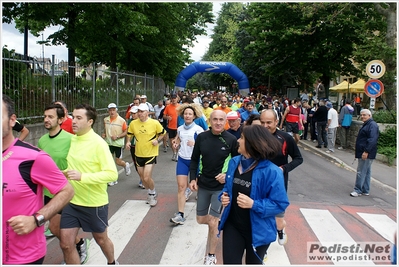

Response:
(176, 175), (188, 213)
(361, 159), (373, 194)
(138, 164), (155, 190)
(48, 213), (62, 239)
(316, 123), (323, 146)
(92, 230), (115, 264)
(354, 159), (368, 194)
(327, 128), (333, 150)
(222, 220), (246, 264)
(60, 227), (81, 264)
(197, 215), (220, 255)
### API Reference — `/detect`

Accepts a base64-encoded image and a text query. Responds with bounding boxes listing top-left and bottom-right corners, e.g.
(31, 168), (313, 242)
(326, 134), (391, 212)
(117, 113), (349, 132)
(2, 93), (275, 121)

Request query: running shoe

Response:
(204, 255), (217, 265)
(77, 238), (90, 264)
(108, 181), (118, 186)
(44, 228), (55, 238)
(170, 213), (186, 225)
(277, 228), (288, 245)
(138, 180), (145, 189)
(185, 188), (192, 201)
(125, 162), (131, 176)
(148, 193), (158, 207)
(163, 146), (168, 153)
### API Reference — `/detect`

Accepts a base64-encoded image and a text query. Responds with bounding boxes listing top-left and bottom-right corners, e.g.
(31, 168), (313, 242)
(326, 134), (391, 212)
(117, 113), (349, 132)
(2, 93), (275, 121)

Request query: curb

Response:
(298, 141), (397, 194)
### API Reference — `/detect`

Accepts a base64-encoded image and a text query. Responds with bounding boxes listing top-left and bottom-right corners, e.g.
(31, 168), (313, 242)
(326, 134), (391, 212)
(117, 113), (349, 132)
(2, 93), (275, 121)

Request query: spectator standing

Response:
(259, 109), (303, 246)
(338, 99), (354, 150)
(59, 104), (118, 265)
(301, 101), (310, 140)
(170, 104), (204, 225)
(313, 99), (328, 148)
(189, 110), (239, 265)
(38, 103), (89, 264)
(326, 102), (339, 153)
(126, 103), (166, 207)
(309, 102), (318, 142)
(163, 94), (180, 161)
(315, 79), (325, 100)
(2, 94), (74, 265)
(218, 125), (289, 264)
(339, 95), (346, 112)
(350, 109), (379, 197)
(300, 90), (309, 102)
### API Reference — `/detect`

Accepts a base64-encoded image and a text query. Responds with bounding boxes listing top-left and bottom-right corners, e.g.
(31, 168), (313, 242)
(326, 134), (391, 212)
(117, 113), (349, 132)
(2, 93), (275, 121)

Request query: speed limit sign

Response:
(366, 60), (386, 79)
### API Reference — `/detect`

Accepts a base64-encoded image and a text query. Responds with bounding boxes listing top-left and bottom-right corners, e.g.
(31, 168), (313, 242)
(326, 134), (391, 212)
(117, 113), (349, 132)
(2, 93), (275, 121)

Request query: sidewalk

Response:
(299, 139), (397, 193)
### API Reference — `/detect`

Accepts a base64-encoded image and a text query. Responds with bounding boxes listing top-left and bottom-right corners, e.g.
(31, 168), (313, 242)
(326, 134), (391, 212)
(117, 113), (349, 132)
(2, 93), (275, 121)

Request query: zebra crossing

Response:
(45, 200), (396, 265)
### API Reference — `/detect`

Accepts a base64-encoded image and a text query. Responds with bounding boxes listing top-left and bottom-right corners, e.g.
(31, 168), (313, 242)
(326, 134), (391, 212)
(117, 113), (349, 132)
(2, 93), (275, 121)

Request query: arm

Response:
(279, 107), (289, 128)
(283, 136), (303, 173)
(18, 125), (30, 141)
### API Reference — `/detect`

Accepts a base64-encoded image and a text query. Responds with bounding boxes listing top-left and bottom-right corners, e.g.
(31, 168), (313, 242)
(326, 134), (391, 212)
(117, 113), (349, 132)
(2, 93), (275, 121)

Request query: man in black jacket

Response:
(189, 110), (238, 265)
(260, 109), (303, 246)
(313, 99), (328, 148)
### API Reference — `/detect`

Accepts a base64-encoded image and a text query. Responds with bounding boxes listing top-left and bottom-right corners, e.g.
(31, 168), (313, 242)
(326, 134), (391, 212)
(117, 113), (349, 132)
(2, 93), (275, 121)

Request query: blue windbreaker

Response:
(218, 155), (290, 247)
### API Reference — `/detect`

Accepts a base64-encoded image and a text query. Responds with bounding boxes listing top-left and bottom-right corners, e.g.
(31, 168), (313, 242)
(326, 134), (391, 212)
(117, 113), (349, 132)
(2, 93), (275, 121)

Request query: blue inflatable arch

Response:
(174, 61), (250, 96)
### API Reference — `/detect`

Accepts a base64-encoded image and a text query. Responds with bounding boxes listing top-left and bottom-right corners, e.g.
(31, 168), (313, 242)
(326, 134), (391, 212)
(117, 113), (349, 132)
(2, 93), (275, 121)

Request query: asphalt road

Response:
(43, 144), (397, 265)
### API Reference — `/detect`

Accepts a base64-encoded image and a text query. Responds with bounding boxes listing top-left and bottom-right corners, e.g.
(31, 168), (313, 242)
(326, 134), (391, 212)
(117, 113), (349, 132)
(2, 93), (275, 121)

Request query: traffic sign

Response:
(366, 60), (386, 79)
(364, 79), (384, 98)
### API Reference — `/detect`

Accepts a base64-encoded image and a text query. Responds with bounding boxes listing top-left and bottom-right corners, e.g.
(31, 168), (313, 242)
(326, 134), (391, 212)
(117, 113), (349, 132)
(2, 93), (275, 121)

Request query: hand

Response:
(362, 152), (368, 160)
(237, 192), (254, 209)
(187, 140), (195, 147)
(215, 173), (226, 184)
(221, 192), (230, 207)
(151, 139), (158, 146)
(65, 170), (82, 181)
(8, 215), (36, 235)
(111, 135), (117, 141)
(125, 143), (131, 150)
(101, 133), (106, 139)
(189, 180), (198, 191)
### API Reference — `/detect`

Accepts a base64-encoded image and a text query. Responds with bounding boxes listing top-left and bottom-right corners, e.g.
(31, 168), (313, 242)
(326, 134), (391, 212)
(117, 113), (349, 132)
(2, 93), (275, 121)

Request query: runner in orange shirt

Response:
(163, 94), (180, 161)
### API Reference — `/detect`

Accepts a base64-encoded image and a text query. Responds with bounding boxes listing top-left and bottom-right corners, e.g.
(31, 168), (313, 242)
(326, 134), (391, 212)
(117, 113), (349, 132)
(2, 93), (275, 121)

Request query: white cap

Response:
(138, 103), (149, 111)
(226, 111), (240, 120)
(107, 103), (117, 109)
(140, 95), (147, 99)
(130, 106), (138, 113)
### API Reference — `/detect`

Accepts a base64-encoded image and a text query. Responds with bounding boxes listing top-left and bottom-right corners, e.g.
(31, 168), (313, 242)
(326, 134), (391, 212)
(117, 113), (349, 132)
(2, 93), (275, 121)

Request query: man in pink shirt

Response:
(2, 94), (74, 264)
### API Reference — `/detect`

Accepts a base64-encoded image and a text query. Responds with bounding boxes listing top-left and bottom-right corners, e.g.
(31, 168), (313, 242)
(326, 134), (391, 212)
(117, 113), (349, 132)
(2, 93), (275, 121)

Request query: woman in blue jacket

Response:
(218, 125), (290, 264)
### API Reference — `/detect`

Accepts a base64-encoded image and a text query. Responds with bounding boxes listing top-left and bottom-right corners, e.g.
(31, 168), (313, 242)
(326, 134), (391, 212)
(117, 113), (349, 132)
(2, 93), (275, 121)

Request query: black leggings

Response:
(222, 220), (270, 264)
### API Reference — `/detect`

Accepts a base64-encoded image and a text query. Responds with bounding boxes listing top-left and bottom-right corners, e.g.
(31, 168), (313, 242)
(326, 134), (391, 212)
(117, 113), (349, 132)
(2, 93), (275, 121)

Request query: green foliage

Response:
(372, 110), (397, 123)
(377, 126), (397, 165)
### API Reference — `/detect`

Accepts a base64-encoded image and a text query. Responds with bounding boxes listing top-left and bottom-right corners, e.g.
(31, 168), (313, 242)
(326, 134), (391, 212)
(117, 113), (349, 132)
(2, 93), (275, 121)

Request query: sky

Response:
(1, 2), (222, 63)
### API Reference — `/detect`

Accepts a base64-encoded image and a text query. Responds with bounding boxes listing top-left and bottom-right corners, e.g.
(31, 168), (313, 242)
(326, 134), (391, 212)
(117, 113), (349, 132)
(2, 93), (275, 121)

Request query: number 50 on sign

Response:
(366, 60), (386, 79)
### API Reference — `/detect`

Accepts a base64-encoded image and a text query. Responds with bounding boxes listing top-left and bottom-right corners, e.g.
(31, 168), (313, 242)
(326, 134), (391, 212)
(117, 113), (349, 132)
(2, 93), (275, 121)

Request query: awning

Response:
(329, 80), (351, 93)
(349, 79), (366, 93)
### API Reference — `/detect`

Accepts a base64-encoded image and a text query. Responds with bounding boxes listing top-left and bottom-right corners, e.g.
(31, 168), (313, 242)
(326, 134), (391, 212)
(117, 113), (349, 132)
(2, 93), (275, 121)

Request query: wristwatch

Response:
(33, 213), (45, 227)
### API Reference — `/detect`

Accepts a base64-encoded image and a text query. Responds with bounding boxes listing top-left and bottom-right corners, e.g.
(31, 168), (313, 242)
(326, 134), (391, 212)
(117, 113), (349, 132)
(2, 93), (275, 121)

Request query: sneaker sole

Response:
(278, 234), (288, 245)
(170, 218), (185, 225)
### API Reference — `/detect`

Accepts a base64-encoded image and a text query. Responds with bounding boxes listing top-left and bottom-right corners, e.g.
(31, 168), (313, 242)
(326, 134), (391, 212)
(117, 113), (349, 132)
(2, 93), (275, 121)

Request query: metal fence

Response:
(2, 51), (170, 123)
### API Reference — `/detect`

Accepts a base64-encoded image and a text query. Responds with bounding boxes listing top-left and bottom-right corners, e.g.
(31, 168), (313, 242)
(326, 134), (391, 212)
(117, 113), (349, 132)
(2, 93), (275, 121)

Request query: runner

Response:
(170, 103), (204, 225)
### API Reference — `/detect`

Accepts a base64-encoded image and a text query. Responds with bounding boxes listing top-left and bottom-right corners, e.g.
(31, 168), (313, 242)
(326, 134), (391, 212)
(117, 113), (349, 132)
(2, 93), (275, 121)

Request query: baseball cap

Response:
(138, 103), (149, 111)
(226, 111), (240, 120)
(107, 103), (117, 109)
(326, 102), (333, 109)
(140, 95), (147, 99)
(129, 106), (138, 113)
(243, 98), (250, 103)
